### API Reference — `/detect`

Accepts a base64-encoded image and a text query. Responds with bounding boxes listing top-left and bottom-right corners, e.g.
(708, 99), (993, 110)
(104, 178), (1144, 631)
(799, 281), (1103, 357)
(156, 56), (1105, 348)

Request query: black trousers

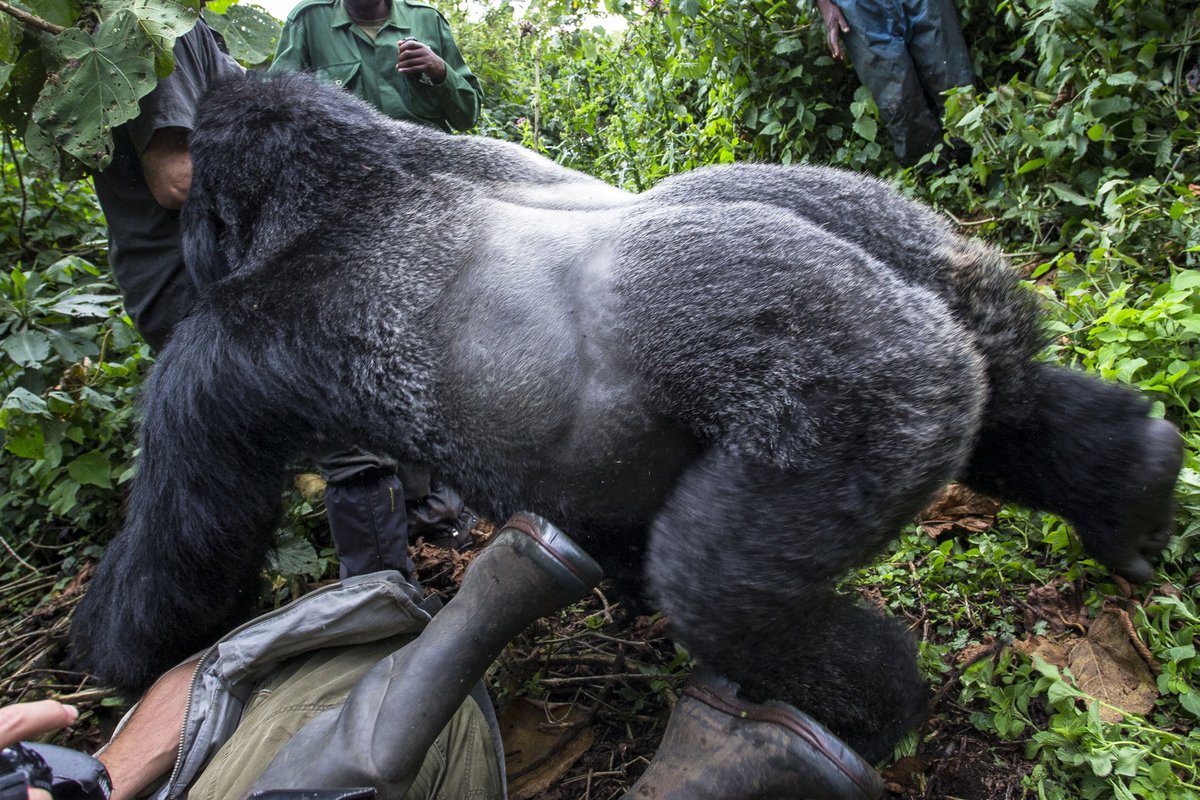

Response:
(318, 450), (466, 579)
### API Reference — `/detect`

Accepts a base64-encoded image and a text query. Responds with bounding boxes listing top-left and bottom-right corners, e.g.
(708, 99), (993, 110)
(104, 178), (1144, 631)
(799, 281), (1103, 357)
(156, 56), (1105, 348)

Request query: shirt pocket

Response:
(315, 60), (362, 91)
(406, 86), (443, 124)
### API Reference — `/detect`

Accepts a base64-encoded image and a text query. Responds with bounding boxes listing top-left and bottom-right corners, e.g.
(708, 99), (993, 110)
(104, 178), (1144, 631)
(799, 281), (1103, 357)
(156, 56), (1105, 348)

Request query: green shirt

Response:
(269, 0), (480, 132)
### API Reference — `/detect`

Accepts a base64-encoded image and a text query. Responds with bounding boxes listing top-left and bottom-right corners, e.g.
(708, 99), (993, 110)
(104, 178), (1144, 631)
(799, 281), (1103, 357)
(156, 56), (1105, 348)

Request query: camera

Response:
(0, 742), (111, 800)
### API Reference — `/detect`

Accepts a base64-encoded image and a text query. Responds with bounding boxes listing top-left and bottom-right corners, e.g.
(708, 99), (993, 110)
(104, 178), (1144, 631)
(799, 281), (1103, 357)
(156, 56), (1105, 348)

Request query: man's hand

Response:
(815, 0), (850, 61)
(396, 39), (447, 84)
(0, 701), (78, 800)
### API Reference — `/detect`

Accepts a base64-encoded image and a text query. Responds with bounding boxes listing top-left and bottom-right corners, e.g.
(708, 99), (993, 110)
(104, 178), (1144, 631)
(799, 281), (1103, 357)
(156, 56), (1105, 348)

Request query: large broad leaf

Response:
(1050, 0), (1097, 22)
(23, 106), (66, 172)
(47, 292), (122, 318)
(4, 419), (45, 459)
(29, 12), (157, 169)
(1, 387), (49, 418)
(203, 4), (281, 67)
(1069, 610), (1157, 723)
(29, 6), (196, 171)
(269, 531), (321, 579)
(46, 328), (101, 363)
(101, 0), (200, 77)
(3, 329), (51, 366)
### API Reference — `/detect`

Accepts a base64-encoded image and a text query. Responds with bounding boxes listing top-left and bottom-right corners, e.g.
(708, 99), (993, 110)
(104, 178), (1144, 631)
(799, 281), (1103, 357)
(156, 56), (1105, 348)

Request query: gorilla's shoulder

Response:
(196, 72), (388, 141)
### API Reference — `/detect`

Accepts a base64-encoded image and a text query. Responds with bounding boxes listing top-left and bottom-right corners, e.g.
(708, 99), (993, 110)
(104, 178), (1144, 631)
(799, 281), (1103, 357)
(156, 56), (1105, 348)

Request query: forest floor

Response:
(0, 509), (1044, 800)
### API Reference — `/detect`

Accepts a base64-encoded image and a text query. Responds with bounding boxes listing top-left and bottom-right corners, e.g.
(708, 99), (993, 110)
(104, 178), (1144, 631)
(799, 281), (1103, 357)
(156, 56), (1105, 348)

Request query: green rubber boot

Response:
(248, 513), (603, 799)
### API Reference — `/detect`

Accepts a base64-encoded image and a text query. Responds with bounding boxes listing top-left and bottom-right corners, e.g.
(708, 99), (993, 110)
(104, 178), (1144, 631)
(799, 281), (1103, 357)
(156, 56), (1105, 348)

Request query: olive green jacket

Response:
(269, 0), (481, 132)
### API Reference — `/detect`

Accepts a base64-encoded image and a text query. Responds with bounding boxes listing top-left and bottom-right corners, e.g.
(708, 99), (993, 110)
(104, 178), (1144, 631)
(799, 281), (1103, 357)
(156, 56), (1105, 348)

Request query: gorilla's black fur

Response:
(71, 72), (1182, 763)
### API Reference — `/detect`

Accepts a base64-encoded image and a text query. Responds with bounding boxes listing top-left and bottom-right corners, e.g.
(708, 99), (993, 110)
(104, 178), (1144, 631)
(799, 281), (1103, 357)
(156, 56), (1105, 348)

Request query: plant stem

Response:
(0, 0), (64, 34)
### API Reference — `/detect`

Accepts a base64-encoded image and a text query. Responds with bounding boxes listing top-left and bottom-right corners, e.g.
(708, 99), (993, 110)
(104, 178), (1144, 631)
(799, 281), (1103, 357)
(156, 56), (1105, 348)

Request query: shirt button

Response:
(335, 79), (343, 85)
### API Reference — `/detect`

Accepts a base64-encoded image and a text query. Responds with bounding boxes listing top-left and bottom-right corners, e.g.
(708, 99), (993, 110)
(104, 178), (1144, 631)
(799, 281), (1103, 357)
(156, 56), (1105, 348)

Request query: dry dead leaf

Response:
(1013, 635), (1070, 669)
(1022, 581), (1085, 635)
(881, 756), (927, 794)
(632, 614), (671, 641)
(956, 640), (1000, 666)
(1069, 609), (1157, 721)
(1014, 609), (1158, 722)
(412, 540), (478, 587)
(293, 472), (327, 500)
(917, 484), (1000, 538)
(501, 697), (595, 799)
(1152, 582), (1183, 600)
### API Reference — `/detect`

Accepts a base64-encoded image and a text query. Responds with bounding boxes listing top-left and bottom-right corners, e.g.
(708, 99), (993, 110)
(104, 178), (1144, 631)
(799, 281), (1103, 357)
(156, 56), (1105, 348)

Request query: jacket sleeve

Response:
(416, 14), (481, 131)
(269, 15), (310, 73)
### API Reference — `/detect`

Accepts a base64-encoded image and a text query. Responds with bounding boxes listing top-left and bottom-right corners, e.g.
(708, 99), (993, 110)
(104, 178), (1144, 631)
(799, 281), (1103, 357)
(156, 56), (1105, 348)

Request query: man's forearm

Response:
(97, 658), (198, 800)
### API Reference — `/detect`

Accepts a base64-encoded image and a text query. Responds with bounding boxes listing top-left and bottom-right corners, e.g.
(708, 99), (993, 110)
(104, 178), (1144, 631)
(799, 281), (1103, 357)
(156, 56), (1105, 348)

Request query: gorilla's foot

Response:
(249, 513), (603, 799)
(1080, 417), (1183, 583)
(622, 670), (883, 800)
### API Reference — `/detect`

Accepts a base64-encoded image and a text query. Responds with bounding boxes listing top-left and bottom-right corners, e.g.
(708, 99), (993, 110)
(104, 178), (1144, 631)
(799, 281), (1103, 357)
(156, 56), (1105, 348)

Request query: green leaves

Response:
(47, 292), (121, 318)
(203, 3), (281, 68)
(3, 328), (49, 365)
(68, 449), (112, 487)
(22, 0), (76, 28)
(269, 530), (322, 580)
(1, 0), (239, 174)
(0, 140), (147, 539)
(101, 0), (201, 76)
(0, 14), (23, 90)
(11, 0), (200, 172)
(27, 8), (197, 170)
(851, 114), (877, 143)
(1, 387), (48, 458)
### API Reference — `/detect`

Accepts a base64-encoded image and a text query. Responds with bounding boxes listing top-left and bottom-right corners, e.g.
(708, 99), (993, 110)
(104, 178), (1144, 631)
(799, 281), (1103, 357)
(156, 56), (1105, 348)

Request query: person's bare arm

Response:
(98, 658), (199, 800)
(141, 127), (192, 210)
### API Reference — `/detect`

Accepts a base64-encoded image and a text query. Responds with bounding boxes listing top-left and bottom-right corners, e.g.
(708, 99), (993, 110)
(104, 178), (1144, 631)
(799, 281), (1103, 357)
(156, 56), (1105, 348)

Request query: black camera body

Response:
(0, 742), (110, 800)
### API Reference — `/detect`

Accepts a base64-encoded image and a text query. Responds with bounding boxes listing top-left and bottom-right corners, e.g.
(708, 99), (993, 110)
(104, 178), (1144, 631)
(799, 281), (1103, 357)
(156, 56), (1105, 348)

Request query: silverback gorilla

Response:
(72, 72), (1182, 770)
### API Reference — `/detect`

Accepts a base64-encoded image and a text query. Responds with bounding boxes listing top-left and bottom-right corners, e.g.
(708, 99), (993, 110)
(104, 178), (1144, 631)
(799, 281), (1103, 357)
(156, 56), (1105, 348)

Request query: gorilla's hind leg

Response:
(646, 448), (944, 769)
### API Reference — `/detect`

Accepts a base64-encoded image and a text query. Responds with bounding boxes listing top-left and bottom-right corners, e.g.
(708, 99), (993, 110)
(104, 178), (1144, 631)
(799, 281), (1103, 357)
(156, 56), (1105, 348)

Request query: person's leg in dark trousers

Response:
(838, 0), (947, 164)
(319, 449), (417, 581)
(903, 0), (974, 116)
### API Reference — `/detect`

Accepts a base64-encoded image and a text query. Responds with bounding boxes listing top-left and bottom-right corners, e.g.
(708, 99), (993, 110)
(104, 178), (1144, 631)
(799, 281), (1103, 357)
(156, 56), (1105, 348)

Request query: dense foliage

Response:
(0, 0), (279, 174)
(2, 0), (1198, 797)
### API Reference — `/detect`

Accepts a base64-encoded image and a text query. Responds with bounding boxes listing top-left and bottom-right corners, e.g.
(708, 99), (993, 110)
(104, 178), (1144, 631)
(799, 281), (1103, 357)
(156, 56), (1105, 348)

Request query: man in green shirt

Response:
(269, 0), (480, 131)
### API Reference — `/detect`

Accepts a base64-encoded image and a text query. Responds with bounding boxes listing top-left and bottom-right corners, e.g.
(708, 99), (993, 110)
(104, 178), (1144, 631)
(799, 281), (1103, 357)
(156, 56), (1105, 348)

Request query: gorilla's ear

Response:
(181, 179), (232, 286)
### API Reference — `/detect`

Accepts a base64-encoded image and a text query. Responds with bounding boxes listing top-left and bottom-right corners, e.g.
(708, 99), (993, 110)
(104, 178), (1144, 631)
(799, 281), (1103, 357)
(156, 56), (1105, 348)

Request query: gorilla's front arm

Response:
(71, 73), (1180, 769)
